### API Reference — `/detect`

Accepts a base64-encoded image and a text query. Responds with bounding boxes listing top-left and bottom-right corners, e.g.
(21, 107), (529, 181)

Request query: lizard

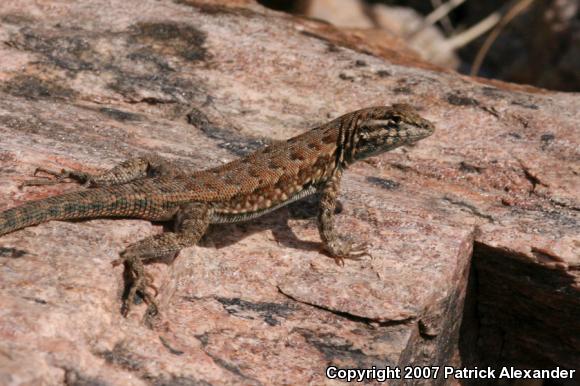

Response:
(0, 104), (435, 318)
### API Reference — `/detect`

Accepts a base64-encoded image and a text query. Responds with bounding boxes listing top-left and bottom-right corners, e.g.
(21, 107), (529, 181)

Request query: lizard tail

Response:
(0, 187), (131, 236)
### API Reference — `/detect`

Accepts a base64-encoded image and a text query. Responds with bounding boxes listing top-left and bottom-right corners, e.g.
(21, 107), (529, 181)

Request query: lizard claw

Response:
(145, 272), (159, 297)
(121, 273), (159, 317)
(20, 168), (67, 188)
(325, 240), (372, 266)
(21, 167), (94, 188)
(118, 252), (159, 317)
(33, 167), (64, 177)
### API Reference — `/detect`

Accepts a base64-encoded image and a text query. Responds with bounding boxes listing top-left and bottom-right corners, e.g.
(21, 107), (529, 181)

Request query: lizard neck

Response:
(334, 112), (360, 168)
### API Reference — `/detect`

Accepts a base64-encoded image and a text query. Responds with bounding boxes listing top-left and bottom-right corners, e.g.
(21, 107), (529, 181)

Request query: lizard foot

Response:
(324, 239), (372, 266)
(20, 167), (94, 188)
(113, 252), (159, 318)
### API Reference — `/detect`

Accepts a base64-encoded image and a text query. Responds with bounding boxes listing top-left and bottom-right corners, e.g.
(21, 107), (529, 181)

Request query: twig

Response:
(409, 0), (465, 40)
(443, 0), (533, 51)
(470, 0), (535, 76)
(444, 11), (501, 50)
(430, 0), (455, 35)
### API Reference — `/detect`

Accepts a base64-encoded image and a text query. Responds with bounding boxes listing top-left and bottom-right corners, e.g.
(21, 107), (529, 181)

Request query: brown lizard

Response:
(0, 104), (435, 317)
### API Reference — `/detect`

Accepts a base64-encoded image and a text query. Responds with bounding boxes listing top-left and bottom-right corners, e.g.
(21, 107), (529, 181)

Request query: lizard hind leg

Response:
(21, 154), (180, 188)
(113, 202), (210, 320)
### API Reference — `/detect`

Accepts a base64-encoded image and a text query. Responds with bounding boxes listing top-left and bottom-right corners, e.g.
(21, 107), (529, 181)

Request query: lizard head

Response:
(351, 104), (435, 161)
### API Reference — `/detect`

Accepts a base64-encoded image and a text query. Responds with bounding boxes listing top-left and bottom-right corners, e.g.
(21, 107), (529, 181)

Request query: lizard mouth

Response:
(404, 122), (435, 142)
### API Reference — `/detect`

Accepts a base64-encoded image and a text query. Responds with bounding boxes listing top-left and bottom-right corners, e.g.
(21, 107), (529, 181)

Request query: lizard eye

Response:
(391, 116), (402, 124)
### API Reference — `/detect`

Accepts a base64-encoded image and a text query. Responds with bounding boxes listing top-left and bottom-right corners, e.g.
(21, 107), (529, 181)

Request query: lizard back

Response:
(184, 121), (343, 220)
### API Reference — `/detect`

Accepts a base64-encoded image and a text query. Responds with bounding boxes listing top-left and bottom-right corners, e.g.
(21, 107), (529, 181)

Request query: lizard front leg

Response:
(22, 154), (180, 187)
(113, 202), (210, 318)
(318, 169), (370, 265)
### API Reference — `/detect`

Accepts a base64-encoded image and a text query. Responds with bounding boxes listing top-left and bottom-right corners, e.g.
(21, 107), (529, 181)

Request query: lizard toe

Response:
(326, 239), (372, 265)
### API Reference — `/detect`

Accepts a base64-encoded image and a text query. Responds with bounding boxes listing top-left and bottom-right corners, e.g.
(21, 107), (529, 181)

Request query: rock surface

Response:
(0, 0), (577, 385)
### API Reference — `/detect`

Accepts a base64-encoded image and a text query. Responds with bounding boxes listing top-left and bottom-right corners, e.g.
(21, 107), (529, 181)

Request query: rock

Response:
(0, 0), (578, 384)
